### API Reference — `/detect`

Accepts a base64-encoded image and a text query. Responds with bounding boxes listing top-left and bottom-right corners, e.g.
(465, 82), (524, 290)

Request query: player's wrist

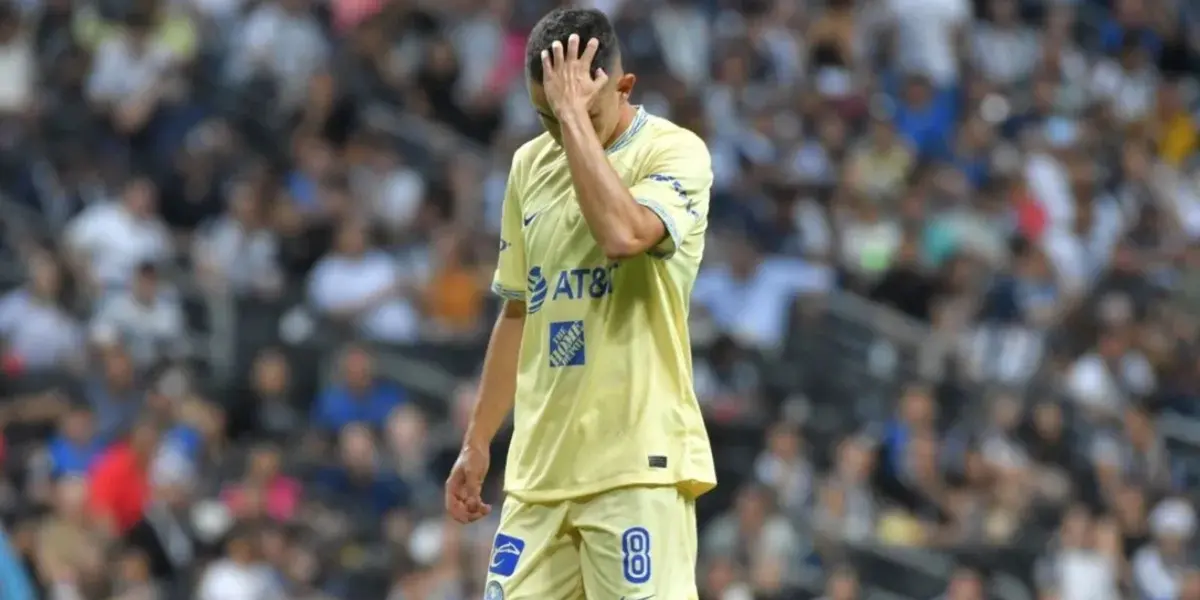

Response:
(553, 103), (590, 127)
(462, 428), (491, 453)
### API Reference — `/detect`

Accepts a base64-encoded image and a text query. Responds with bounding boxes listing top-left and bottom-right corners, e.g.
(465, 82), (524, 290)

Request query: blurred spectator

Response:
(85, 347), (145, 445)
(311, 345), (406, 433)
(228, 0), (329, 115)
(192, 178), (283, 297)
(90, 262), (187, 369)
(221, 443), (301, 523)
(125, 453), (200, 583)
(35, 477), (106, 596)
(0, 251), (82, 374)
(939, 566), (985, 600)
(693, 235), (832, 349)
(226, 348), (303, 442)
(308, 217), (419, 343)
(64, 176), (171, 291)
(196, 528), (281, 600)
(818, 565), (861, 600)
(311, 423), (407, 529)
(753, 421), (813, 518)
(88, 420), (159, 535)
(47, 406), (103, 479)
(1134, 497), (1197, 600)
(702, 484), (803, 594)
(693, 335), (765, 425)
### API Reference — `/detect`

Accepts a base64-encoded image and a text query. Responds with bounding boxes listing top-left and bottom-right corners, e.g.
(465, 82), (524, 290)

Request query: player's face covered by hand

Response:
(528, 63), (635, 147)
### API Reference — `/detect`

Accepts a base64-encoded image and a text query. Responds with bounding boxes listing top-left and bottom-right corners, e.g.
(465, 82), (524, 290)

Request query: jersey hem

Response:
(504, 471), (716, 504)
(634, 197), (679, 260)
(491, 282), (525, 301)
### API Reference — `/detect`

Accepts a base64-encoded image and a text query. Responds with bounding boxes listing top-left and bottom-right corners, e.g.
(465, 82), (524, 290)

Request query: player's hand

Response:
(541, 34), (608, 117)
(445, 443), (492, 524)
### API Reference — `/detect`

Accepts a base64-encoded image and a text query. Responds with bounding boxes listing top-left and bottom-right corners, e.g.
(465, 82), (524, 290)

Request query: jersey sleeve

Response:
(628, 130), (713, 259)
(491, 150), (528, 302)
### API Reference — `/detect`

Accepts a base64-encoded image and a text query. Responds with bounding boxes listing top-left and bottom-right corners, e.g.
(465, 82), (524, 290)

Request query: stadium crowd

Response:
(0, 0), (1196, 597)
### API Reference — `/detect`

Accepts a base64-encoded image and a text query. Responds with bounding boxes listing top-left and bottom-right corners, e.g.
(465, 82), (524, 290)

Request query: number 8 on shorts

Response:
(621, 527), (651, 584)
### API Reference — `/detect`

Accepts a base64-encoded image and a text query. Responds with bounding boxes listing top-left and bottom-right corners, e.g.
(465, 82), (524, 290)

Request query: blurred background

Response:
(0, 0), (1196, 597)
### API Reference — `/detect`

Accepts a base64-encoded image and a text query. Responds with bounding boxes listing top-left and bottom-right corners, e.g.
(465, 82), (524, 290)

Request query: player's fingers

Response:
(579, 37), (600, 68)
(566, 34), (580, 63)
(593, 67), (608, 86)
(448, 501), (472, 524)
(550, 40), (565, 70)
(540, 50), (553, 76)
(465, 503), (492, 523)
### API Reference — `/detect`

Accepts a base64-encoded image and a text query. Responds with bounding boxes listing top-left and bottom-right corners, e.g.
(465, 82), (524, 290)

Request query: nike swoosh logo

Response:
(523, 212), (540, 226)
(620, 596), (655, 600)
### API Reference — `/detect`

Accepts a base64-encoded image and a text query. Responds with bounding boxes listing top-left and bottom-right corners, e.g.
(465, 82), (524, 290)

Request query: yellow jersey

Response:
(491, 107), (717, 503)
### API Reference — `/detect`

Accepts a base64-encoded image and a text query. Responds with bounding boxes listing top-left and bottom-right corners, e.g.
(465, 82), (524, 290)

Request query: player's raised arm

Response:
(446, 157), (528, 524)
(540, 34), (688, 260)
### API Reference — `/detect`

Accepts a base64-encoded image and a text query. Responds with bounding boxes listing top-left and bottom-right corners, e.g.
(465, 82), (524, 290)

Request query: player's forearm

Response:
(559, 109), (663, 258)
(464, 301), (525, 450)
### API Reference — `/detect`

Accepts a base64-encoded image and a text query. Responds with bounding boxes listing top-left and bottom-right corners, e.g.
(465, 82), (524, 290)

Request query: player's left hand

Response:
(445, 443), (492, 524)
(541, 34), (609, 117)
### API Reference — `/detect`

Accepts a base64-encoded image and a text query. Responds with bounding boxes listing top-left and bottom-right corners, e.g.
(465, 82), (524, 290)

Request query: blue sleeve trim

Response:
(635, 197), (680, 260)
(491, 282), (526, 301)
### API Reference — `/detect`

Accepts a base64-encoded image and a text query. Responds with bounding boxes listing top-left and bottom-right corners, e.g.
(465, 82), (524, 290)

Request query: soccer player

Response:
(444, 7), (715, 600)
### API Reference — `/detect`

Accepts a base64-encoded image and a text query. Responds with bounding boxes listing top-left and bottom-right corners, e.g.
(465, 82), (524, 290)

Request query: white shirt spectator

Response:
(0, 34), (33, 114)
(86, 34), (175, 104)
(196, 559), (280, 600)
(193, 216), (282, 294)
(1090, 60), (1157, 124)
(1025, 151), (1075, 232)
(1133, 499), (1197, 600)
(887, 0), (970, 85)
(308, 250), (419, 342)
(971, 21), (1039, 86)
(1041, 197), (1125, 293)
(693, 257), (834, 349)
(232, 1), (329, 110)
(65, 202), (171, 288)
(0, 289), (81, 370)
(1057, 550), (1120, 600)
(652, 3), (711, 88)
(371, 168), (425, 233)
(1066, 351), (1156, 414)
(90, 288), (187, 368)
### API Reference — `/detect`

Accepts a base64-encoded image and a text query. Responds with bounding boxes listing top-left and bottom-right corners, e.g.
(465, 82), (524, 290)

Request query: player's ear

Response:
(615, 73), (635, 96)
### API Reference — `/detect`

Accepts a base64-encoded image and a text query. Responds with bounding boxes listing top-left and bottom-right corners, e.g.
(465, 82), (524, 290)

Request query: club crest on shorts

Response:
(484, 580), (505, 600)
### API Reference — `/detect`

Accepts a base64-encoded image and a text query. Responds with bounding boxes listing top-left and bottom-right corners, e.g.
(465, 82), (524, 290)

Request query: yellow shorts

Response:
(483, 485), (699, 600)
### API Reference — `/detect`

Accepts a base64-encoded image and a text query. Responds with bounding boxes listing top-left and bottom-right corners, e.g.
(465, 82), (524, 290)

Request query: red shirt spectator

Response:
(88, 423), (158, 534)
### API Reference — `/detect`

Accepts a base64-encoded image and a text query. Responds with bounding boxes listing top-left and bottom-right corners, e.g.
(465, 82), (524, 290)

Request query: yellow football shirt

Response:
(491, 107), (717, 503)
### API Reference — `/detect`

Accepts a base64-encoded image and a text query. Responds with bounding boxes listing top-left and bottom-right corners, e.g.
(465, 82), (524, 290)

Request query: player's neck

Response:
(602, 102), (638, 149)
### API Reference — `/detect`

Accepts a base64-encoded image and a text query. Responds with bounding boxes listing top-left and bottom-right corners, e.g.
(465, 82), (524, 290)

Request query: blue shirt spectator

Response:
(48, 406), (104, 479)
(313, 346), (408, 431)
(312, 381), (406, 432)
(892, 76), (958, 161)
(85, 350), (145, 445)
(313, 423), (409, 519)
(312, 465), (410, 519)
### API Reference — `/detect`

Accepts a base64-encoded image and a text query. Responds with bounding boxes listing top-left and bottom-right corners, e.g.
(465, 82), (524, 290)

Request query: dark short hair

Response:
(525, 8), (620, 85)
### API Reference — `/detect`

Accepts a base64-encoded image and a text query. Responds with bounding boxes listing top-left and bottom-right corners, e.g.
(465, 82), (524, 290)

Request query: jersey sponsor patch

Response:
(488, 533), (526, 577)
(527, 267), (548, 314)
(548, 320), (586, 367)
